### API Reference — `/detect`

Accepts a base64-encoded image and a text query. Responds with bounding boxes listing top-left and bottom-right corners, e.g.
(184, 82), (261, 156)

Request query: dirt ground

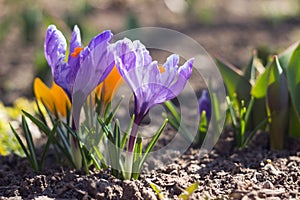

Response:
(0, 131), (299, 199)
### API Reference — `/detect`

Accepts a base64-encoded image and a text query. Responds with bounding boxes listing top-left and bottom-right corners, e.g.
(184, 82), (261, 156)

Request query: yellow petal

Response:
(94, 83), (103, 99)
(51, 81), (71, 117)
(34, 78), (71, 117)
(34, 77), (56, 114)
(101, 65), (123, 104)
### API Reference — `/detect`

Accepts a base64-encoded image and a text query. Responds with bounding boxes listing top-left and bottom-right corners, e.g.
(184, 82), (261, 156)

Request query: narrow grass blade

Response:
(93, 146), (108, 169)
(149, 181), (166, 200)
(40, 121), (59, 169)
(121, 115), (135, 149)
(179, 182), (199, 200)
(10, 123), (31, 161)
(105, 97), (123, 124)
(164, 101), (181, 122)
(243, 118), (268, 147)
(35, 100), (47, 125)
(22, 110), (51, 136)
(138, 119), (168, 171)
(22, 116), (39, 171)
(132, 136), (143, 179)
(226, 97), (238, 128)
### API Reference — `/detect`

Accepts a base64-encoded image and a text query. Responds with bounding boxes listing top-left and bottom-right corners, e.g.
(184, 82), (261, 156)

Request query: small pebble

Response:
(262, 180), (274, 189)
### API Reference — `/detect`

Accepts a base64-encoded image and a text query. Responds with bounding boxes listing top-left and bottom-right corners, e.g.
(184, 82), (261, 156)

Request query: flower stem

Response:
(70, 119), (82, 169)
(128, 122), (139, 152)
(124, 120), (140, 179)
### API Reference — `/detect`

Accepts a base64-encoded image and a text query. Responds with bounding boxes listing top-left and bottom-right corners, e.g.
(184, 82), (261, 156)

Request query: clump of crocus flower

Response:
(12, 24), (194, 179)
(44, 25), (115, 168)
(111, 38), (194, 179)
(44, 25), (115, 129)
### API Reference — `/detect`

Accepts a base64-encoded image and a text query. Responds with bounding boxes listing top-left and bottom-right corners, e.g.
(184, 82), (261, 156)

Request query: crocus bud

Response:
(199, 89), (211, 123)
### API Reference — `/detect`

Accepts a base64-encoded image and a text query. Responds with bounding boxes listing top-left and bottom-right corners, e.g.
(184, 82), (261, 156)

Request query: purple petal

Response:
(88, 30), (113, 50)
(68, 25), (82, 62)
(53, 62), (72, 99)
(71, 31), (114, 128)
(114, 38), (138, 72)
(178, 58), (194, 79)
(133, 40), (152, 67)
(44, 25), (67, 74)
(69, 25), (82, 56)
(87, 30), (114, 83)
(161, 54), (179, 86)
(199, 90), (211, 121)
(112, 37), (194, 122)
(168, 58), (194, 99)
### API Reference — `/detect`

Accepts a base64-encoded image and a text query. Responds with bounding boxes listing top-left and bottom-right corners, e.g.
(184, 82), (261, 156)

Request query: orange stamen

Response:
(71, 47), (84, 58)
(158, 66), (166, 73)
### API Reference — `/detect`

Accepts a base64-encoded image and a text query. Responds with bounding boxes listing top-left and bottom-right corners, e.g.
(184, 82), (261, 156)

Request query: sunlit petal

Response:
(44, 25), (67, 73)
(100, 65), (123, 104)
(52, 82), (71, 117)
(111, 38), (193, 123)
(34, 78), (56, 114)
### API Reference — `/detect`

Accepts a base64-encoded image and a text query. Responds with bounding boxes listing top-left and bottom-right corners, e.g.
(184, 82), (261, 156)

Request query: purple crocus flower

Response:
(44, 25), (114, 129)
(111, 38), (194, 152)
(198, 89), (211, 123)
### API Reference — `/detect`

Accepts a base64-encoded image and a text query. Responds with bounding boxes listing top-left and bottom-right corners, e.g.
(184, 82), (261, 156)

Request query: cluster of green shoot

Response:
(165, 42), (300, 150)
(10, 93), (167, 180)
(216, 42), (300, 149)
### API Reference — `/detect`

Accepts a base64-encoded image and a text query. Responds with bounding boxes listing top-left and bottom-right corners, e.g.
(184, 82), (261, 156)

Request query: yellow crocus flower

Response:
(34, 65), (121, 118)
(93, 65), (123, 105)
(34, 78), (71, 117)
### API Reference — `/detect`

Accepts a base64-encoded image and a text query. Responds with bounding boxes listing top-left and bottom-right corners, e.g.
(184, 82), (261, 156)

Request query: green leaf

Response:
(243, 50), (256, 82)
(288, 104), (300, 138)
(98, 117), (113, 141)
(278, 42), (299, 75)
(243, 97), (255, 132)
(226, 96), (238, 128)
(104, 102), (112, 119)
(104, 96), (123, 125)
(132, 136), (143, 179)
(93, 146), (108, 169)
(179, 182), (199, 200)
(40, 121), (59, 169)
(22, 110), (51, 136)
(10, 123), (30, 161)
(88, 150), (102, 170)
(22, 116), (39, 171)
(111, 120), (122, 177)
(215, 57), (251, 102)
(251, 67), (270, 98)
(267, 56), (289, 150)
(35, 100), (47, 125)
(149, 181), (166, 200)
(164, 101), (181, 122)
(121, 115), (135, 149)
(163, 101), (194, 143)
(243, 117), (268, 147)
(250, 97), (267, 130)
(138, 119), (168, 172)
(287, 43), (300, 120)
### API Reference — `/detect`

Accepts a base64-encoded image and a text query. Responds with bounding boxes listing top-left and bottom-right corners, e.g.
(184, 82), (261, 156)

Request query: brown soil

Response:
(0, 131), (299, 200)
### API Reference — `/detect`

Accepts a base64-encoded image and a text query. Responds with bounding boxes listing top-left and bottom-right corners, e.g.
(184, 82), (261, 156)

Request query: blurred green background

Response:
(1, 0), (300, 105)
